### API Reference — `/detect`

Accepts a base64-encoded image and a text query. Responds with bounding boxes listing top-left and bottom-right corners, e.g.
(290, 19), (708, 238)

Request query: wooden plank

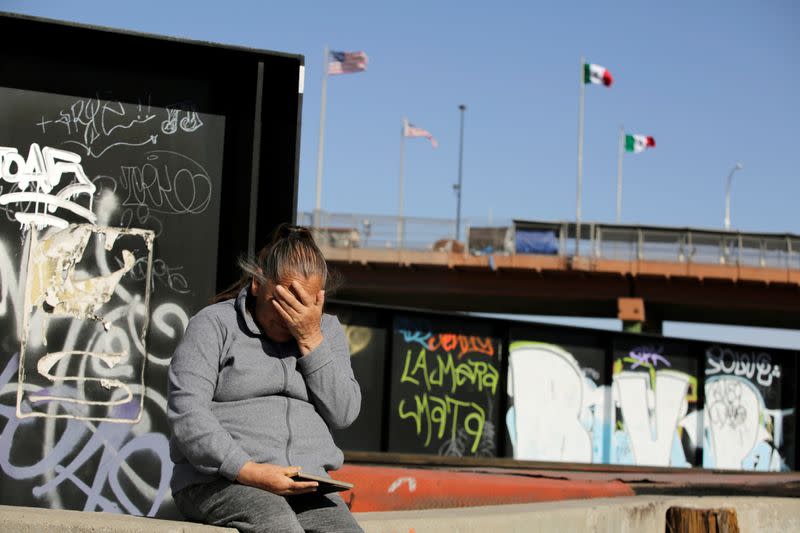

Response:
(665, 507), (739, 533)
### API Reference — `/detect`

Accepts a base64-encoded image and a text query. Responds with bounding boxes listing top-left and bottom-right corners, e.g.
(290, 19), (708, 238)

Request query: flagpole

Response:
(455, 104), (466, 241)
(314, 45), (329, 229)
(575, 56), (585, 256)
(616, 125), (624, 224)
(397, 118), (407, 248)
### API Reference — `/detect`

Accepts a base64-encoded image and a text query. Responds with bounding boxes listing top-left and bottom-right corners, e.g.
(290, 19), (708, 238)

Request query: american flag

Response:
(403, 119), (438, 148)
(328, 50), (368, 75)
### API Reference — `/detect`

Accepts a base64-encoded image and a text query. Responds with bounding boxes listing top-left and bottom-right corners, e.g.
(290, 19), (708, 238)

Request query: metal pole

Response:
(397, 118), (407, 248)
(314, 45), (329, 228)
(724, 163), (743, 230)
(576, 56), (586, 256)
(616, 125), (624, 224)
(455, 104), (466, 241)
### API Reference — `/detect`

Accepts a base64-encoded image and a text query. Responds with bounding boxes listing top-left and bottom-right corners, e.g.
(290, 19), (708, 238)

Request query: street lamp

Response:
(724, 162), (744, 230)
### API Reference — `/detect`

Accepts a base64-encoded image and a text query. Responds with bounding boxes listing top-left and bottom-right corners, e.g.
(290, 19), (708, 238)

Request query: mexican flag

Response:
(625, 134), (656, 153)
(584, 63), (613, 86)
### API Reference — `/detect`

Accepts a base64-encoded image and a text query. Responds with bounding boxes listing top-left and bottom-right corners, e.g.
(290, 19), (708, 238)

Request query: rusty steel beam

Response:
(323, 248), (800, 328)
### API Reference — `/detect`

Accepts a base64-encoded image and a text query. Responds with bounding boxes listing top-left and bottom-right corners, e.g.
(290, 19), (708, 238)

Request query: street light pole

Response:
(455, 104), (466, 241)
(724, 162), (744, 230)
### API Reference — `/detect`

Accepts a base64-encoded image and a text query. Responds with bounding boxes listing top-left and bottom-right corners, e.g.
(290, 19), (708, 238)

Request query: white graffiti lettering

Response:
(118, 151), (212, 215)
(506, 342), (793, 471)
(705, 376), (761, 469)
(507, 343), (593, 462)
(706, 345), (781, 387)
(0, 144), (95, 228)
(0, 354), (172, 516)
(614, 370), (690, 466)
(37, 97), (159, 159)
(161, 105), (204, 135)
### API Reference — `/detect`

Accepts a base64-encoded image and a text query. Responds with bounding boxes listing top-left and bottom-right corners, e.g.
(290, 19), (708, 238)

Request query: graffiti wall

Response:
(505, 335), (706, 468)
(504, 327), (607, 463)
(327, 304), (388, 452)
(504, 336), (795, 470)
(703, 344), (795, 470)
(0, 86), (225, 517)
(334, 307), (798, 471)
(386, 315), (503, 456)
(611, 339), (699, 467)
(0, 14), (300, 520)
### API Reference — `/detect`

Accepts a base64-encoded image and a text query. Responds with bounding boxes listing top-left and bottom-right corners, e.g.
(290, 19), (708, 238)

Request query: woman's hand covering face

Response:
(271, 281), (325, 355)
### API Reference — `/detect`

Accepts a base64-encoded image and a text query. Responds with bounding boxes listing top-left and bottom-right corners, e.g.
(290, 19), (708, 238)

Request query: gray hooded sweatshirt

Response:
(167, 287), (361, 494)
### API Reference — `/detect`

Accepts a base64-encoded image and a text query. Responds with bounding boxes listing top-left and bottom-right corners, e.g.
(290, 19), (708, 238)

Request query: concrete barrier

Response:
(354, 496), (800, 533)
(2, 496), (798, 532)
(0, 505), (236, 533)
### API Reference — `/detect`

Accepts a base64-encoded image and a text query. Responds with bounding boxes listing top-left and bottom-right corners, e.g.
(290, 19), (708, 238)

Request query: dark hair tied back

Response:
(212, 223), (336, 303)
(272, 224), (314, 244)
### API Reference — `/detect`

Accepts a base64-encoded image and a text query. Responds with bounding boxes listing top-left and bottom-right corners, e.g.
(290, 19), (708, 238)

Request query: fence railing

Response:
(297, 211), (508, 252)
(589, 225), (800, 270)
(299, 211), (800, 271)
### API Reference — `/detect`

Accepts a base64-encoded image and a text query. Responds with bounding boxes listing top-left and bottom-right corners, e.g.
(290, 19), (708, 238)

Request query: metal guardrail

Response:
(300, 211), (800, 271)
(297, 211), (508, 252)
(585, 224), (799, 270)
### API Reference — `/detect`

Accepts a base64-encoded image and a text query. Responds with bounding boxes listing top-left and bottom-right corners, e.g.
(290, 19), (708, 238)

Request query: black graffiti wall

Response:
(332, 302), (798, 471)
(0, 15), (302, 518)
(327, 304), (388, 452)
(505, 326), (607, 463)
(702, 343), (796, 470)
(386, 315), (503, 456)
(610, 339), (699, 467)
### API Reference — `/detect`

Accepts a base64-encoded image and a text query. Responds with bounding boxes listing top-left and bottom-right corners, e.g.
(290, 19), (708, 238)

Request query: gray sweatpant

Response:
(174, 479), (364, 533)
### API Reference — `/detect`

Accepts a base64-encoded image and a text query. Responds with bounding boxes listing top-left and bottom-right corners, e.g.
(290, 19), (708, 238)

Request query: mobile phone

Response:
(290, 472), (353, 494)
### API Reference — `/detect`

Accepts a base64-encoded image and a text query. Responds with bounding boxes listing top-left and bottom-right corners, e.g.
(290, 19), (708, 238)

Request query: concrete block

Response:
(0, 505), (236, 533)
(354, 496), (800, 533)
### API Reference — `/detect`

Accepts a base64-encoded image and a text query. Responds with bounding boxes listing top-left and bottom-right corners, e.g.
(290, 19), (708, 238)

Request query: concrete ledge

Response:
(3, 496), (798, 532)
(0, 505), (236, 533)
(355, 496), (800, 533)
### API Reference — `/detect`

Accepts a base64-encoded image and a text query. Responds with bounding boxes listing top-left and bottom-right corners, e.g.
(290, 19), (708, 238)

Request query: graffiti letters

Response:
(0, 144), (95, 228)
(395, 327), (499, 456)
(506, 343), (593, 462)
(506, 341), (793, 471)
(398, 393), (486, 454)
(120, 256), (190, 295)
(0, 354), (171, 515)
(614, 371), (690, 466)
(161, 105), (204, 135)
(626, 345), (671, 369)
(118, 151), (212, 216)
(400, 349), (498, 395)
(399, 329), (495, 358)
(706, 346), (781, 387)
(119, 151), (212, 215)
(37, 97), (159, 159)
(703, 375), (792, 470)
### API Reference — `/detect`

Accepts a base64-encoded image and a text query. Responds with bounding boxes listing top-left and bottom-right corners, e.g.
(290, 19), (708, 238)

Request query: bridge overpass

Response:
(304, 213), (800, 330)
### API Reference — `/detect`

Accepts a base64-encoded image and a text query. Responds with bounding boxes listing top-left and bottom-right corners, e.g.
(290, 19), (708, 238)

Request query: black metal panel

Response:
(0, 13), (302, 292)
(0, 13), (301, 518)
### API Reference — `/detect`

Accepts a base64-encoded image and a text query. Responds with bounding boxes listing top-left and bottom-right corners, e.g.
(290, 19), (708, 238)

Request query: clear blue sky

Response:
(3, 0), (798, 347)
